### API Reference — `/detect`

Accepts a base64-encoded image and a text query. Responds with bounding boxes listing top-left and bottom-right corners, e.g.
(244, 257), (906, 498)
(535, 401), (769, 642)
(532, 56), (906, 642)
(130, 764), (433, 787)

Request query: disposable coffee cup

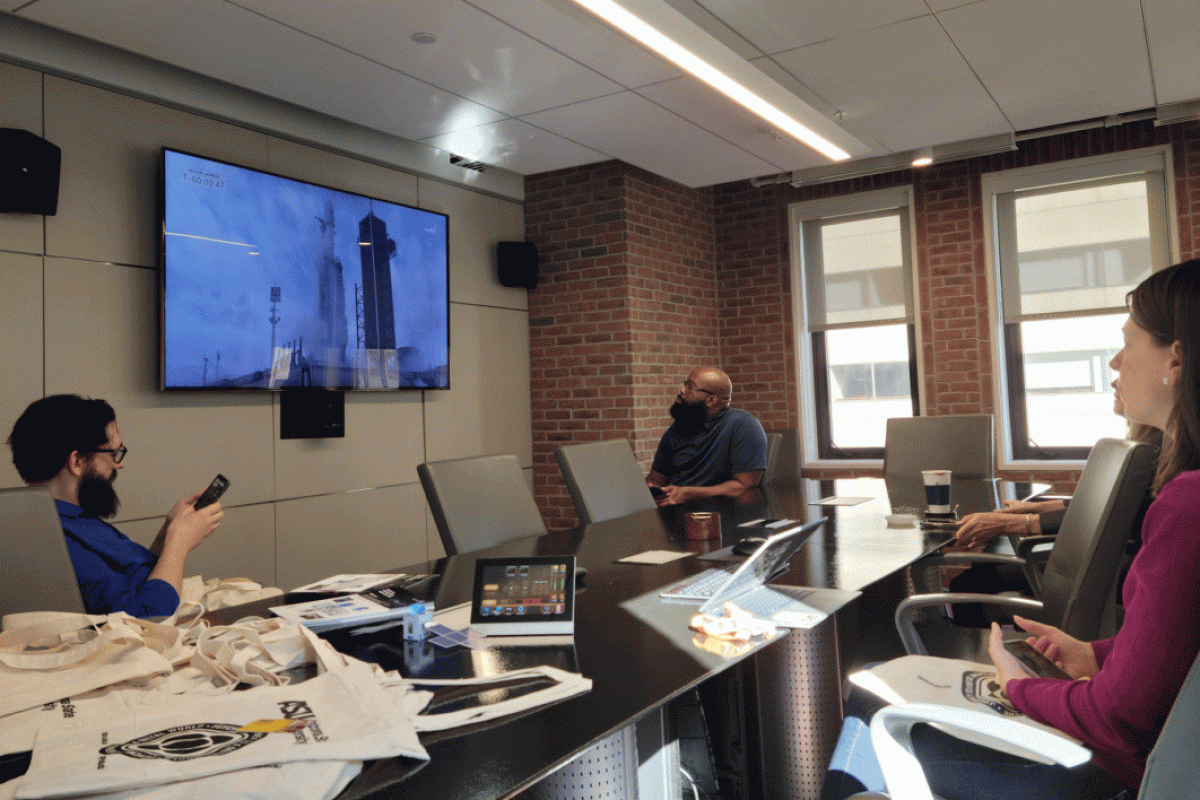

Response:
(921, 470), (952, 515)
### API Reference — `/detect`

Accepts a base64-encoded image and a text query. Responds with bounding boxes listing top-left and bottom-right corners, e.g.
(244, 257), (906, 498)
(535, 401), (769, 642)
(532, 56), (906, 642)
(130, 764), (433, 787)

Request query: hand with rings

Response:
(954, 511), (1028, 548)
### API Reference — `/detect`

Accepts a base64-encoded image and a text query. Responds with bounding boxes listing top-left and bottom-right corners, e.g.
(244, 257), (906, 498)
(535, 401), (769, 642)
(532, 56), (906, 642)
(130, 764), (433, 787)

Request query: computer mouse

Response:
(732, 536), (767, 556)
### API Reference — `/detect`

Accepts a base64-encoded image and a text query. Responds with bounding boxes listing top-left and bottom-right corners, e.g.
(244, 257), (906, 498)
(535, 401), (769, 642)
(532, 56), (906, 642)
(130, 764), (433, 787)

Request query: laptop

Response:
(657, 517), (825, 605)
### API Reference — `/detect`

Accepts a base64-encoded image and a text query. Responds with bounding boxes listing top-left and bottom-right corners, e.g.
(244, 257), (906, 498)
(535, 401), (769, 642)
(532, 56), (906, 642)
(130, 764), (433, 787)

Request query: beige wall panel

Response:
(43, 257), (275, 518)
(273, 390), (425, 498)
(424, 303), (532, 465)
(275, 484), (427, 590)
(118, 503), (277, 588)
(267, 138), (420, 207)
(0, 252), (45, 489)
(42, 75), (268, 268)
(417, 178), (527, 310)
(0, 61), (48, 255)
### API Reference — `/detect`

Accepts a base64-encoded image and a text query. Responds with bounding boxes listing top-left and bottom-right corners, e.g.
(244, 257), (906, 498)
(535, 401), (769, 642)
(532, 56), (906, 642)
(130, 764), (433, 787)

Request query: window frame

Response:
(789, 186), (923, 468)
(982, 147), (1179, 469)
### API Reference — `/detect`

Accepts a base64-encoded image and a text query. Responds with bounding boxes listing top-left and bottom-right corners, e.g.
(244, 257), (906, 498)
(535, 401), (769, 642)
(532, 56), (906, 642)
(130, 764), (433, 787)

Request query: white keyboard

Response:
(658, 566), (735, 600)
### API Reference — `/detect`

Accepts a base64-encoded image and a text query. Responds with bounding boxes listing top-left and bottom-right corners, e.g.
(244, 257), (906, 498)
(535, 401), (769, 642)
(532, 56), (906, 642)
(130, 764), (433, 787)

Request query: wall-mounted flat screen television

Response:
(161, 148), (449, 390)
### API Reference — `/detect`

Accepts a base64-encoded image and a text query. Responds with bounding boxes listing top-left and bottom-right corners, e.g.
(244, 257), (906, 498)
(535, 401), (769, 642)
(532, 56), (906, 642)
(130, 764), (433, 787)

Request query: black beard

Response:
(669, 399), (708, 435)
(78, 471), (120, 519)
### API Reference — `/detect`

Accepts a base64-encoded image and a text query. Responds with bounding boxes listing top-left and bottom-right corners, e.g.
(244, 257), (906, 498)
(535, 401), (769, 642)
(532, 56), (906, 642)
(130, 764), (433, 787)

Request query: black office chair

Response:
(417, 454), (547, 556)
(0, 486), (86, 625)
(554, 439), (656, 525)
(762, 432), (783, 487)
(858, 645), (1200, 799)
(883, 414), (996, 517)
(895, 437), (1157, 660)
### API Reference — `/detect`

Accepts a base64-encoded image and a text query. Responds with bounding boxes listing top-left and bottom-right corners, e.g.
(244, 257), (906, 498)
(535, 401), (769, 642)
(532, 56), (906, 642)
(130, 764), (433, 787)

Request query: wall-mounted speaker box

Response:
(280, 389), (345, 439)
(0, 129), (62, 216)
(497, 241), (539, 289)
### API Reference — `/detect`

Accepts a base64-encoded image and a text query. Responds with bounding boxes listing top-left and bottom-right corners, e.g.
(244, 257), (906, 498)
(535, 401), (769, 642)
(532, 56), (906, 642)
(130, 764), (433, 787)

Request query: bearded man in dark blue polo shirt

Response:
(647, 367), (768, 506)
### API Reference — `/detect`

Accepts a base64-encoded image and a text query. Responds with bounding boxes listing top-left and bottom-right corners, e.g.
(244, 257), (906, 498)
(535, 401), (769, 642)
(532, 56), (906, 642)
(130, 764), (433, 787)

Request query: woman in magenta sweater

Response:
(982, 259), (1200, 795)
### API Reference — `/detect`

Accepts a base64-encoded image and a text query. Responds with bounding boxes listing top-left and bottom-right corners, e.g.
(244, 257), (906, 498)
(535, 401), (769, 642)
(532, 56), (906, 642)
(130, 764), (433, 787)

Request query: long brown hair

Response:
(1127, 259), (1200, 493)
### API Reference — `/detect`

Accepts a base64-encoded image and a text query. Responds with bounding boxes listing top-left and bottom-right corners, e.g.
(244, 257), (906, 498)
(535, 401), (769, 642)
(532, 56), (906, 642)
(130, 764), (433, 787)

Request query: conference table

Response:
(207, 476), (1042, 800)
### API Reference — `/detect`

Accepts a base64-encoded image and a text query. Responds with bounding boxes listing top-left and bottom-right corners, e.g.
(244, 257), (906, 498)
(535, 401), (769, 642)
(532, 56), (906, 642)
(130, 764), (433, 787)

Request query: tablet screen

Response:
(470, 556), (576, 635)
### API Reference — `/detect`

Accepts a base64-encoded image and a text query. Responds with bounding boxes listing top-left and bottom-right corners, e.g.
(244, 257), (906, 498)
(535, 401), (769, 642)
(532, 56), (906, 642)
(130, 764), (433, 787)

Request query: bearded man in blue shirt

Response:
(647, 367), (769, 506)
(7, 395), (223, 617)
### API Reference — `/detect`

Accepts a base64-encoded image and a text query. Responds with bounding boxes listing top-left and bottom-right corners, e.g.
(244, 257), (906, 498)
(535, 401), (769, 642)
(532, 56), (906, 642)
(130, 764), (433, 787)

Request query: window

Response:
(791, 188), (919, 461)
(987, 150), (1174, 461)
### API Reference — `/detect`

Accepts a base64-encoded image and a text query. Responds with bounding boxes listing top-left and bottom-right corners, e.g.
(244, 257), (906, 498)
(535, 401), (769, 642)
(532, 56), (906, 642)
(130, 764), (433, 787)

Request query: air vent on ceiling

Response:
(450, 155), (487, 173)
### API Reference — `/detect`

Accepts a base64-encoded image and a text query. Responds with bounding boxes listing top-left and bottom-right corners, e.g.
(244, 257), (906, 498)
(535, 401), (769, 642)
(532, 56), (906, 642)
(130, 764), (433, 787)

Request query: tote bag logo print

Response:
(962, 669), (1020, 716)
(99, 724), (266, 761)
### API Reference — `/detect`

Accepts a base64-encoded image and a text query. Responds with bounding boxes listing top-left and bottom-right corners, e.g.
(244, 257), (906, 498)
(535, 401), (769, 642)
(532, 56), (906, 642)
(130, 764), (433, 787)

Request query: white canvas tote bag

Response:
(850, 654), (1080, 760)
(0, 615), (173, 718)
(14, 659), (429, 798)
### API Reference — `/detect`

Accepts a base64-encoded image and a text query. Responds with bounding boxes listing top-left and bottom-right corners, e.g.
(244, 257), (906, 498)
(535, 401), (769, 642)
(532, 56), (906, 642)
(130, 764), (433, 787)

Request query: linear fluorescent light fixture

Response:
(571, 0), (865, 162)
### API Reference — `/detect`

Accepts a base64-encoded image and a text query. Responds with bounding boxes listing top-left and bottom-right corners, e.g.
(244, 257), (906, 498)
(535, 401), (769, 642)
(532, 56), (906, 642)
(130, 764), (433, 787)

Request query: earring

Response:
(1163, 377), (1171, 385)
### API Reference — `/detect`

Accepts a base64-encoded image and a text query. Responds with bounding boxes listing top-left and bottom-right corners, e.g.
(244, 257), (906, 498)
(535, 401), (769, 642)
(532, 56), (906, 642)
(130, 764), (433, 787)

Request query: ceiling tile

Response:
(477, 0), (682, 89)
(422, 117), (609, 175)
(938, 0), (1155, 130)
(636, 76), (829, 173)
(20, 0), (506, 140)
(773, 15), (1009, 152)
(689, 0), (930, 55)
(1142, 0), (1200, 105)
(522, 90), (777, 187)
(237, 0), (622, 116)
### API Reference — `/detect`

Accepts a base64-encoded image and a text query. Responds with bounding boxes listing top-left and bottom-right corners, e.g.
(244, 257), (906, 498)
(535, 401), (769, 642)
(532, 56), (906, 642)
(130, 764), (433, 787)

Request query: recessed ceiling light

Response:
(411, 32), (437, 44)
(911, 146), (934, 167)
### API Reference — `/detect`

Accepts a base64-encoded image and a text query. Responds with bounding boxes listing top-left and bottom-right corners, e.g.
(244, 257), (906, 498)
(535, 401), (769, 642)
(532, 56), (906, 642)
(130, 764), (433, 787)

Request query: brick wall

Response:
(525, 120), (1200, 519)
(525, 162), (716, 528)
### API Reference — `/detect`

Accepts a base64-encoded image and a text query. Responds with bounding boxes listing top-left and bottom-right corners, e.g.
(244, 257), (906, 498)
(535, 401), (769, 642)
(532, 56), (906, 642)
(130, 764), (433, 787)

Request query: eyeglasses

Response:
(90, 445), (128, 464)
(683, 380), (725, 400)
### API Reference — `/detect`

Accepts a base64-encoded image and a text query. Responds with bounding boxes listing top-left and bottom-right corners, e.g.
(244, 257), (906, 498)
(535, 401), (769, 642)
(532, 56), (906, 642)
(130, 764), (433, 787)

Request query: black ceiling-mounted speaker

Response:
(497, 241), (539, 289)
(0, 128), (62, 216)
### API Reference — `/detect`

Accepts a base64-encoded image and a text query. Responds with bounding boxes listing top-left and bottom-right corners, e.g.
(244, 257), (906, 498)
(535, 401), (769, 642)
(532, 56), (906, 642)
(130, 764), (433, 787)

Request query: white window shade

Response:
(997, 174), (1167, 323)
(804, 209), (914, 330)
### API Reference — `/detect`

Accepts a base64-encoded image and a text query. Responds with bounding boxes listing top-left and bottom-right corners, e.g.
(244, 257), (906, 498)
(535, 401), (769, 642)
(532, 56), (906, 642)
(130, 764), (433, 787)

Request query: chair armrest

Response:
(913, 552), (1026, 569)
(895, 593), (1044, 655)
(1014, 535), (1056, 558)
(869, 703), (1090, 800)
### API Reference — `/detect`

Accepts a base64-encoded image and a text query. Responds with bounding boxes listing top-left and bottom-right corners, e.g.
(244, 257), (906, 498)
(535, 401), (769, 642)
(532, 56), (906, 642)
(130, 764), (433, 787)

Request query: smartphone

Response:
(1003, 639), (1072, 680)
(649, 486), (665, 499)
(194, 474), (231, 509)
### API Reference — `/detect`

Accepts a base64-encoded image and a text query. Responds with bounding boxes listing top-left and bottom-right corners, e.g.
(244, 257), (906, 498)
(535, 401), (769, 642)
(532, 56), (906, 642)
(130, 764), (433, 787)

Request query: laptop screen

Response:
(706, 517), (826, 606)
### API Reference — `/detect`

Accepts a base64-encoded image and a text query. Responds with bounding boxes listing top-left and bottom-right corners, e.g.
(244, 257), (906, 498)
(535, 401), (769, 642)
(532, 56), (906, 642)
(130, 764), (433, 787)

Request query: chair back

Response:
(1139, 649), (1200, 799)
(883, 414), (995, 480)
(761, 432), (783, 487)
(1037, 437), (1157, 640)
(555, 439), (656, 525)
(0, 486), (86, 622)
(417, 454), (546, 556)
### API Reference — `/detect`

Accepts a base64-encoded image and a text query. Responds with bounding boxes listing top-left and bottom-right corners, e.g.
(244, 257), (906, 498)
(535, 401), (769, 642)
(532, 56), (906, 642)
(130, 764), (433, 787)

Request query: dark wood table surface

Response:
(197, 477), (1045, 800)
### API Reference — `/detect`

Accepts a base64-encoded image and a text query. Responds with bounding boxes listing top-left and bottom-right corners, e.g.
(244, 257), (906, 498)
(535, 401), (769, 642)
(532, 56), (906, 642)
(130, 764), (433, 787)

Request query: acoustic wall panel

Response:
(119, 503), (278, 589)
(0, 252), (45, 489)
(42, 75), (269, 269)
(0, 61), (48, 254)
(43, 257), (277, 518)
(423, 303), (532, 465)
(274, 483), (427, 590)
(418, 178), (527, 310)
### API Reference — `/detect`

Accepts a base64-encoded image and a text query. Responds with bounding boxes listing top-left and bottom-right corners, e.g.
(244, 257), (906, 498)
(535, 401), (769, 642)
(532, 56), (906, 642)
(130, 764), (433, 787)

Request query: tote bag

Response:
(850, 654), (1080, 761)
(0, 614), (173, 718)
(14, 659), (430, 798)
